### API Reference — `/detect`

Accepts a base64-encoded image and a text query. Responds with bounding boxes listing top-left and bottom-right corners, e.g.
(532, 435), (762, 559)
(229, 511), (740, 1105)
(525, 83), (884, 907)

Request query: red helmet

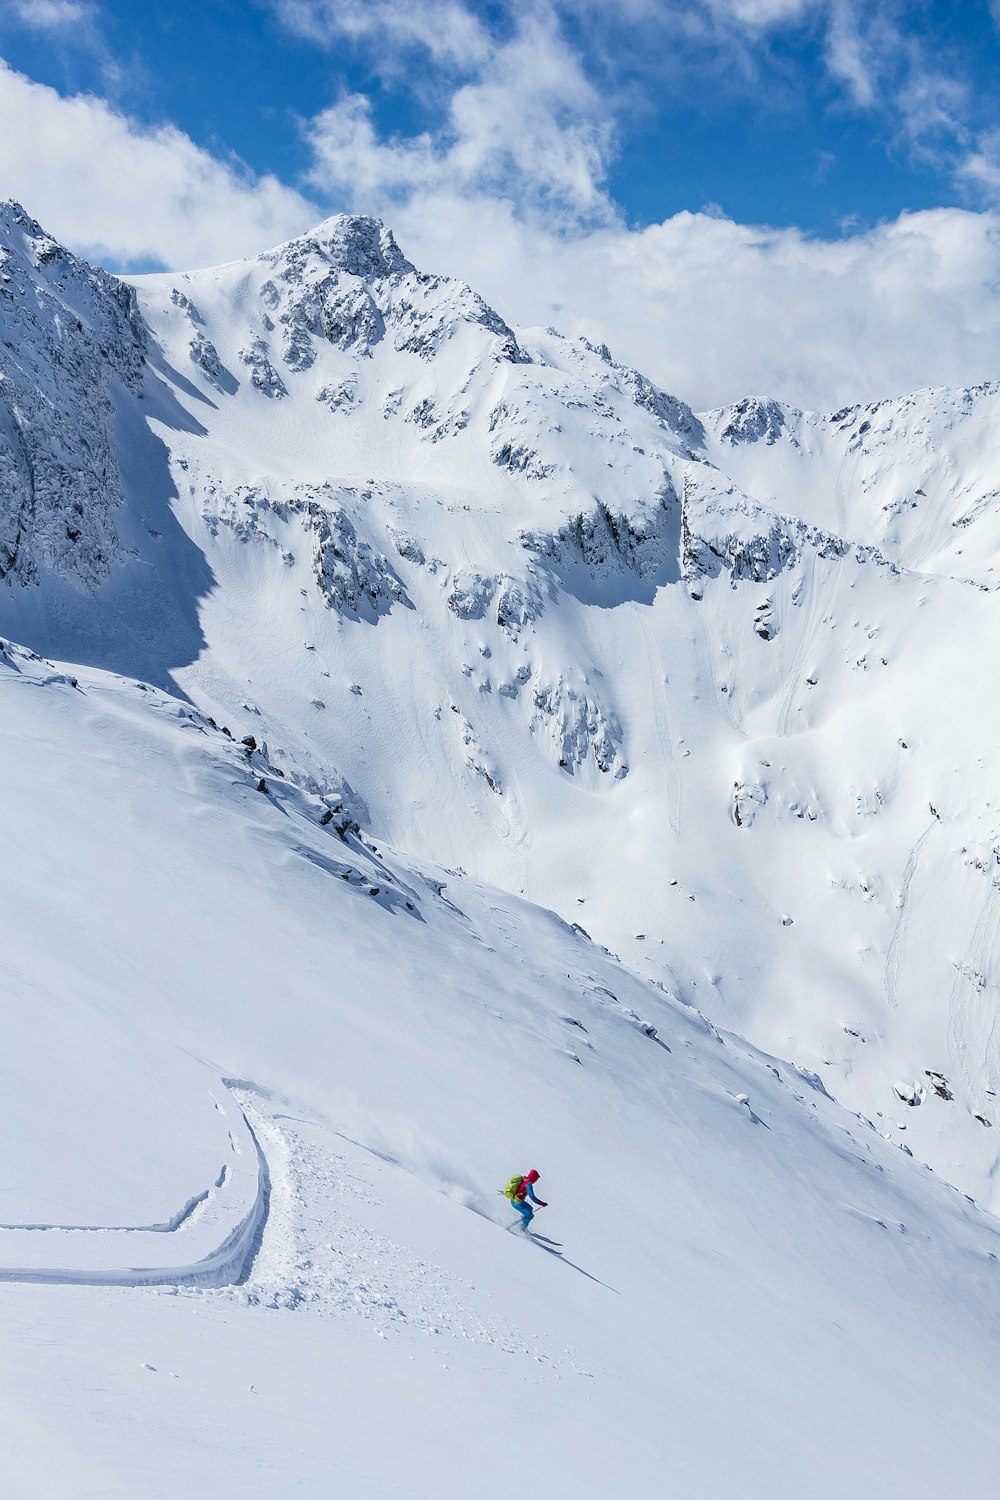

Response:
(525, 1169), (540, 1182)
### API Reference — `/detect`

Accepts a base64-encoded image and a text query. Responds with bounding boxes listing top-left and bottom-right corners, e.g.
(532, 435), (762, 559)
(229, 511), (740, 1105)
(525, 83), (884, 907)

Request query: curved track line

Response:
(636, 608), (681, 836)
(0, 1090), (269, 1289)
(1, 1180), (222, 1234)
(883, 821), (937, 1010)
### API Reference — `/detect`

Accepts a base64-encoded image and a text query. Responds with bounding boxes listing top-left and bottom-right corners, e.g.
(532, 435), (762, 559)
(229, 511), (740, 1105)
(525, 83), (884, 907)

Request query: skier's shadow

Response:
(531, 1236), (619, 1293)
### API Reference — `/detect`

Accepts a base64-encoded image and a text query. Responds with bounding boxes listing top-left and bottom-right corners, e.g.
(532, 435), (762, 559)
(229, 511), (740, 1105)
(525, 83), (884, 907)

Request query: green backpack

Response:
(503, 1174), (525, 1201)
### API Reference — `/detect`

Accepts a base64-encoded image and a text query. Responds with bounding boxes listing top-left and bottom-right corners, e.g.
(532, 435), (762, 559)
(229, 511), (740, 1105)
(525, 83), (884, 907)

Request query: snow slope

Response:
(3, 640), (1000, 1497)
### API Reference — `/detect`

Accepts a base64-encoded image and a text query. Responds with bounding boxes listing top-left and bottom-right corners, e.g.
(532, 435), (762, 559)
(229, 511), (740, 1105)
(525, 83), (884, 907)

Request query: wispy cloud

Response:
(283, 0), (1000, 211)
(959, 130), (1000, 198)
(276, 0), (490, 70)
(289, 1), (614, 223)
(8, 0), (95, 28)
(688, 0), (997, 196)
(2, 0), (129, 92)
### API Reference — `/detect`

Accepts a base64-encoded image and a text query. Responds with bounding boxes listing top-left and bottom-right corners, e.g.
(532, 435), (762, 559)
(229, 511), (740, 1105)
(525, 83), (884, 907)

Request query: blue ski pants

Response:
(512, 1199), (534, 1230)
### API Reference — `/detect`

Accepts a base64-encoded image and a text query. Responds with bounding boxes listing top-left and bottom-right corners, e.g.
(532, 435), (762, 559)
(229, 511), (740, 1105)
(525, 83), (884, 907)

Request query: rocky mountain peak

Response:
(264, 213), (415, 283)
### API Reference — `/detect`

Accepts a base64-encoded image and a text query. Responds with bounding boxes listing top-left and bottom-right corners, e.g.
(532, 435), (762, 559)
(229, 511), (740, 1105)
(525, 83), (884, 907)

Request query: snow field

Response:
(2, 644), (1000, 1494)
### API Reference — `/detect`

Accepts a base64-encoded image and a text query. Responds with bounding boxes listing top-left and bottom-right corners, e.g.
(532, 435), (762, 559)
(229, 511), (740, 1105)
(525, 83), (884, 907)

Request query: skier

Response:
(504, 1168), (547, 1231)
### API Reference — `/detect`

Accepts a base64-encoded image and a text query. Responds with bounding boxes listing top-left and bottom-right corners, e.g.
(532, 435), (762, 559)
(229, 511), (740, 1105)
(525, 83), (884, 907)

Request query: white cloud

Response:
(959, 131), (1000, 198)
(822, 0), (880, 109)
(276, 0), (490, 70)
(294, 0), (1000, 411)
(701, 0), (818, 26)
(9, 0), (93, 28)
(0, 60), (318, 269)
(363, 188), (1000, 412)
(300, 2), (613, 222)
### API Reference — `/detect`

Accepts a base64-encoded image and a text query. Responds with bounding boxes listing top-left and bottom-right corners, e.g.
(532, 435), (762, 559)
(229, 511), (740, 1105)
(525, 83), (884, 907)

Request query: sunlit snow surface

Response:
(3, 642), (1000, 1496)
(2, 205), (1000, 1495)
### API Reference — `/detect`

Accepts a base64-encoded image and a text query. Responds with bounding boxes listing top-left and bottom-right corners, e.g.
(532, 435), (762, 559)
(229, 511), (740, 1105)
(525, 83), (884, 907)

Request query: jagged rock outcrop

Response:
(308, 504), (407, 618)
(239, 337), (288, 398)
(680, 473), (897, 589)
(446, 571), (496, 620)
(523, 492), (677, 583)
(531, 675), (625, 777)
(720, 396), (791, 446)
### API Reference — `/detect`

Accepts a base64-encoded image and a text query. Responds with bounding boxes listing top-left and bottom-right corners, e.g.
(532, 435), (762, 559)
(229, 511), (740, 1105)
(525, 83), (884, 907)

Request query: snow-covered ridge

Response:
(702, 380), (1000, 583)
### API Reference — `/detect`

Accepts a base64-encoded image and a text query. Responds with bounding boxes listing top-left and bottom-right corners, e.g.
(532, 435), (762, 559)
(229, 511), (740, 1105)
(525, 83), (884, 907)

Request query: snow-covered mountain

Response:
(3, 201), (1000, 1495)
(4, 200), (997, 1206)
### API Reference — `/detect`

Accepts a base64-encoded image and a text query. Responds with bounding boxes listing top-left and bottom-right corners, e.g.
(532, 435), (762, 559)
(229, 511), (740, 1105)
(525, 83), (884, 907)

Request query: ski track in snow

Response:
(1, 1074), (567, 1367)
(689, 600), (744, 740)
(883, 820), (937, 1011)
(0, 1083), (265, 1288)
(637, 607), (682, 836)
(774, 567), (825, 739)
(0, 1180), (223, 1234)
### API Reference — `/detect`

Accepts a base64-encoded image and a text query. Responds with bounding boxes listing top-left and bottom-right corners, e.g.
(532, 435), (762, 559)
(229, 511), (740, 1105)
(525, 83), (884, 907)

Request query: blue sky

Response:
(0, 0), (999, 408)
(5, 0), (1000, 238)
